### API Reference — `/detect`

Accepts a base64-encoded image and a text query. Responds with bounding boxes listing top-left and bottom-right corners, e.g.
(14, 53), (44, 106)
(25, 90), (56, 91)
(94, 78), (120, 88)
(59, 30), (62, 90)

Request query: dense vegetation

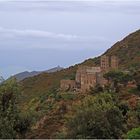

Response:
(56, 71), (140, 139)
(1, 70), (140, 139)
(66, 93), (125, 139)
(126, 127), (140, 139)
(2, 71), (139, 138)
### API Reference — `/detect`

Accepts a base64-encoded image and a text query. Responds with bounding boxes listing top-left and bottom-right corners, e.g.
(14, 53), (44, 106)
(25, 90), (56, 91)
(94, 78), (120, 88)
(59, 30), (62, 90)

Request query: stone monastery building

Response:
(60, 55), (119, 92)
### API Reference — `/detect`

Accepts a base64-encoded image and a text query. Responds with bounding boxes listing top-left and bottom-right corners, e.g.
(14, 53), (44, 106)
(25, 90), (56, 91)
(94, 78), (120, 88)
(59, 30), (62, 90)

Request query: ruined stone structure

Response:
(76, 66), (101, 84)
(101, 55), (110, 72)
(60, 55), (119, 92)
(101, 55), (119, 72)
(76, 66), (102, 92)
(60, 80), (76, 91)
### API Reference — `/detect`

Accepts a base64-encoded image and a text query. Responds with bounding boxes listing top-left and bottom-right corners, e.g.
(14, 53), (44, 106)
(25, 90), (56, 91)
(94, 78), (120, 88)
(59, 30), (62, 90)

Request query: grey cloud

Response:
(0, 27), (111, 50)
(0, 27), (78, 40)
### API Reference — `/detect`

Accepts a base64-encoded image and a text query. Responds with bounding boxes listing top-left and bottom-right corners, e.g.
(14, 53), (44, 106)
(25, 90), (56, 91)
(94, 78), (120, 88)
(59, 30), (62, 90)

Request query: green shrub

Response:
(15, 114), (31, 138)
(126, 127), (140, 139)
(0, 79), (33, 139)
(0, 79), (20, 138)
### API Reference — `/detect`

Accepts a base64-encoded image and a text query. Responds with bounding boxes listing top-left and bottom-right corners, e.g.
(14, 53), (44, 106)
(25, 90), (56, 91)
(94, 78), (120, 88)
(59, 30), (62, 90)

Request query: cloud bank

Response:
(0, 27), (110, 50)
(0, 27), (78, 40)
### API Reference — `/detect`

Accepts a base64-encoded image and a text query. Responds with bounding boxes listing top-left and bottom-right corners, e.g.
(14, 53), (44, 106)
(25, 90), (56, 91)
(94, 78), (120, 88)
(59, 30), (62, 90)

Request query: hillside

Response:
(104, 29), (140, 69)
(21, 29), (140, 98)
(20, 29), (140, 138)
(20, 66), (77, 105)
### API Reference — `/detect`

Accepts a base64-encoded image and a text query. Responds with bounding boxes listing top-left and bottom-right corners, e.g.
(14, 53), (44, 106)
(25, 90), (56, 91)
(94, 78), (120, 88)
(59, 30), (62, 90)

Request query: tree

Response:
(0, 78), (20, 138)
(66, 93), (125, 139)
(0, 78), (31, 139)
(118, 102), (129, 116)
(135, 102), (140, 121)
(120, 73), (133, 87)
(89, 84), (103, 95)
(15, 114), (31, 138)
(126, 127), (140, 139)
(133, 70), (140, 91)
(104, 71), (132, 92)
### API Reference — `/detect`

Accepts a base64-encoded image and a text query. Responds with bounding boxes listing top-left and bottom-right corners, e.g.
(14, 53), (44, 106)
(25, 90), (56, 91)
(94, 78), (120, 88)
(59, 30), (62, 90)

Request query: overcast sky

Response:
(0, 0), (140, 78)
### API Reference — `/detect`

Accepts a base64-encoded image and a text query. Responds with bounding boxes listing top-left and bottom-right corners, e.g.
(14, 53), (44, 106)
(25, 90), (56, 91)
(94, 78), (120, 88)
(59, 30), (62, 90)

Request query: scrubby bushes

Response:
(104, 70), (132, 92)
(65, 93), (126, 139)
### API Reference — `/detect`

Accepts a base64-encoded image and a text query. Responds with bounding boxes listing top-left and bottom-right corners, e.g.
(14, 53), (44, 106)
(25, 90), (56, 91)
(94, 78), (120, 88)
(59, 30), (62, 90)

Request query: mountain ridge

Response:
(13, 66), (63, 81)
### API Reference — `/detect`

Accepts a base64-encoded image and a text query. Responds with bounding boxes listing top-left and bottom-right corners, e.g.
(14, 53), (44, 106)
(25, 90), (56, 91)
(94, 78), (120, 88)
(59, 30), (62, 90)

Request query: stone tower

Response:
(75, 66), (86, 88)
(101, 55), (110, 71)
(76, 66), (85, 84)
(75, 66), (101, 91)
(111, 56), (118, 70)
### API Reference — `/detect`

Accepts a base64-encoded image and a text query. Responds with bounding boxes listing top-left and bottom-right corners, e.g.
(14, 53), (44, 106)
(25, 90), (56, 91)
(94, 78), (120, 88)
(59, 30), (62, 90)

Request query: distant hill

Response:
(13, 66), (63, 81)
(46, 66), (64, 73)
